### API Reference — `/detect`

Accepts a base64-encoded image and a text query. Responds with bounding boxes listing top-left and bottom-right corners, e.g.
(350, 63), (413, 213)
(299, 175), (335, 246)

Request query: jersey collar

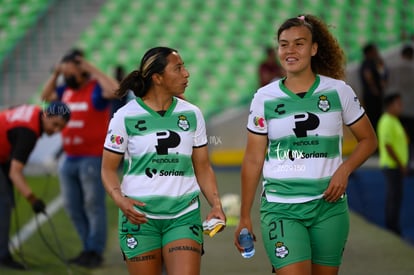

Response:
(279, 75), (320, 99)
(136, 97), (177, 117)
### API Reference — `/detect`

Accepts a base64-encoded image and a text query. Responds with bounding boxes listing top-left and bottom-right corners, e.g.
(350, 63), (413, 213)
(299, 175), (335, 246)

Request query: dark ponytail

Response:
(116, 47), (177, 98)
(115, 70), (148, 98)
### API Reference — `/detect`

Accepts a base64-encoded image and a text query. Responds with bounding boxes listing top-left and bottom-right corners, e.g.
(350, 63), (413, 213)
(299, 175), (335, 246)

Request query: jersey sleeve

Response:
(340, 84), (365, 126)
(91, 83), (110, 110)
(246, 92), (268, 134)
(56, 84), (66, 100)
(103, 110), (127, 154)
(8, 128), (38, 164)
(193, 108), (208, 147)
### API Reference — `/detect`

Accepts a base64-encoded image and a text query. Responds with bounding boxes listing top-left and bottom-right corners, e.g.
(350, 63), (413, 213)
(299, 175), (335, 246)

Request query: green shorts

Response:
(119, 208), (203, 259)
(260, 195), (349, 269)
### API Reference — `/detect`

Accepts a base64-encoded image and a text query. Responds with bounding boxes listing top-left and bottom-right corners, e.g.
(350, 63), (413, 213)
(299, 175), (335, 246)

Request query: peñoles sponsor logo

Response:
(151, 158), (179, 163)
(292, 140), (319, 146)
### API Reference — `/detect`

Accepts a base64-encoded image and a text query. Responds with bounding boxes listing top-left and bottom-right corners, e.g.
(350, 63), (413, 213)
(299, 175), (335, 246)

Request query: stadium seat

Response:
(0, 0), (53, 64)
(72, 0), (412, 119)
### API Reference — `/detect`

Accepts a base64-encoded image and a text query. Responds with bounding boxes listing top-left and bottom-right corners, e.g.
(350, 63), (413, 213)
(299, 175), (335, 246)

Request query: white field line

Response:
(9, 195), (63, 252)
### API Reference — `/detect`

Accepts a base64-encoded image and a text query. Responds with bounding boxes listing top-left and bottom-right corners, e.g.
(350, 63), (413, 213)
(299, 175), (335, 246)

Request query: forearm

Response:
(84, 61), (118, 99)
(343, 115), (377, 175)
(342, 137), (377, 175)
(41, 71), (59, 102)
(240, 157), (262, 219)
(240, 132), (267, 219)
(101, 168), (123, 202)
(96, 73), (119, 99)
(9, 170), (33, 199)
(197, 166), (222, 209)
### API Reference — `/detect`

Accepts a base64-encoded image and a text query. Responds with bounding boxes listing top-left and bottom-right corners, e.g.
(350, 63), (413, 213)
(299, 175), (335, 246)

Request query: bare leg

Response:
(125, 249), (162, 275)
(312, 263), (339, 275)
(163, 239), (202, 275)
(274, 260), (312, 275)
(274, 260), (339, 275)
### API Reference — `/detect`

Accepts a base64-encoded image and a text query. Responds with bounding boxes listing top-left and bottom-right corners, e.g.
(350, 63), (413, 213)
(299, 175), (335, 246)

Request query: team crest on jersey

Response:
(253, 116), (265, 130)
(177, 115), (190, 131)
(275, 242), (289, 259)
(318, 95), (330, 112)
(126, 234), (138, 249)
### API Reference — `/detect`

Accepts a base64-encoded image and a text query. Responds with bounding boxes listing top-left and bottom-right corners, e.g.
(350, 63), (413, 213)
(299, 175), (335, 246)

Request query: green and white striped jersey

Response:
(104, 97), (207, 219)
(247, 75), (365, 203)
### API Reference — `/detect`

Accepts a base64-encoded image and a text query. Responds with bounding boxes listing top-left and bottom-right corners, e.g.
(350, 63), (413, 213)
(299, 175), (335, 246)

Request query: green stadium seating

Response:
(0, 0), (53, 64)
(72, 0), (413, 118)
(1, 0), (411, 116)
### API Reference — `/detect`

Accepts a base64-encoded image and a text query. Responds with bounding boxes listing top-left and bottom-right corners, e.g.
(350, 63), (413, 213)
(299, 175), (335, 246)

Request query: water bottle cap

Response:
(240, 228), (249, 234)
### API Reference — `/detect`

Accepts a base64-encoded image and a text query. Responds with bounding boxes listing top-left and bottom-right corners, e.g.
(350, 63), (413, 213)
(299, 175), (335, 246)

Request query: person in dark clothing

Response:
(258, 46), (285, 87)
(377, 93), (409, 236)
(111, 65), (128, 116)
(359, 43), (388, 130)
(41, 51), (119, 268)
(386, 45), (414, 171)
(0, 102), (70, 270)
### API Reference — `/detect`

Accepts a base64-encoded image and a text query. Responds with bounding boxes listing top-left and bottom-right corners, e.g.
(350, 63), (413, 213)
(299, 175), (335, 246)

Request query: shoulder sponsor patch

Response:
(253, 116), (265, 130)
(110, 134), (124, 145)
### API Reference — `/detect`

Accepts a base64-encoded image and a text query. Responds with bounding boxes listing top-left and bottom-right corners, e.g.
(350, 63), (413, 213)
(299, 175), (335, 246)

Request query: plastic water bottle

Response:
(238, 228), (255, 258)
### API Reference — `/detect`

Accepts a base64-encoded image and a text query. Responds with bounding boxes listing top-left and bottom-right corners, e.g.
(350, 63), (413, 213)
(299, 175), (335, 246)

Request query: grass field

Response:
(3, 169), (414, 275)
(6, 175), (118, 275)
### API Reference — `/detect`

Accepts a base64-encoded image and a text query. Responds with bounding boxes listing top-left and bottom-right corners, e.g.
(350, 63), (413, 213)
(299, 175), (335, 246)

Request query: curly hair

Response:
(277, 14), (346, 80)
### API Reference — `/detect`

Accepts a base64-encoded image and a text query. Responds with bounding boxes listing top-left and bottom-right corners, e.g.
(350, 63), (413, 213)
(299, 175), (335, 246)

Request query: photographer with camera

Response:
(0, 102), (71, 270)
(40, 49), (119, 268)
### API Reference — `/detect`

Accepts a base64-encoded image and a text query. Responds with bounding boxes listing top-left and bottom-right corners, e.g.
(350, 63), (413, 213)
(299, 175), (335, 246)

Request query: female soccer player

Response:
(101, 47), (225, 275)
(234, 15), (377, 275)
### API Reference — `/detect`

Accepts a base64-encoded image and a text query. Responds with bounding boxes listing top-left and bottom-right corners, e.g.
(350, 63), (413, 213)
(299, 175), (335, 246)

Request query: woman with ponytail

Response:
(101, 47), (225, 275)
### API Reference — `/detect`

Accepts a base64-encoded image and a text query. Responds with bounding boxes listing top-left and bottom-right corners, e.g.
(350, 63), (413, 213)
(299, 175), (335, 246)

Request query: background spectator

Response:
(110, 64), (128, 116)
(258, 46), (285, 87)
(386, 45), (414, 169)
(359, 43), (388, 131)
(377, 93), (409, 236)
(40, 51), (119, 268)
(0, 102), (70, 270)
